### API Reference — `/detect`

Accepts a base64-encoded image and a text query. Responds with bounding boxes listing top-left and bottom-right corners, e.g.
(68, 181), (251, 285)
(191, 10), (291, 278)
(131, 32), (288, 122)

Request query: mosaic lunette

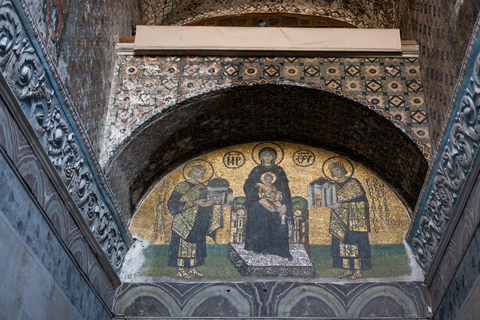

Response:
(128, 142), (415, 281)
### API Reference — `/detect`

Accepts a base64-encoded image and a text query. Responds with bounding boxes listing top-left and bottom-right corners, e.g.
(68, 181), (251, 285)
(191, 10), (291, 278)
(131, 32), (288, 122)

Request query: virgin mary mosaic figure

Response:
(243, 146), (293, 260)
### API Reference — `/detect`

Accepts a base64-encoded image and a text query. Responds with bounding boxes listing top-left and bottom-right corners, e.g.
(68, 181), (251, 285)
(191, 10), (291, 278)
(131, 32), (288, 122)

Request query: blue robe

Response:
(243, 165), (293, 259)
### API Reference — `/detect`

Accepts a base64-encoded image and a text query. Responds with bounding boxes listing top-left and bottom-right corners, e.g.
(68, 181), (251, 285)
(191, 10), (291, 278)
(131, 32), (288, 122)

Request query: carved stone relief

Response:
(0, 0), (128, 271)
(410, 47), (480, 274)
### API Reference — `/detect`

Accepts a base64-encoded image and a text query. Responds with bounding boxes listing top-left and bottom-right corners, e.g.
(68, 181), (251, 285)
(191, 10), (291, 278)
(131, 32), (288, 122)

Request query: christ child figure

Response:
(256, 172), (287, 224)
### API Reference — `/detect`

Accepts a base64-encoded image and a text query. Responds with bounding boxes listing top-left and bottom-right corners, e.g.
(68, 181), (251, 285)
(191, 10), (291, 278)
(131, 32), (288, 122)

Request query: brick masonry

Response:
(399, 0), (480, 146)
(19, 0), (142, 155)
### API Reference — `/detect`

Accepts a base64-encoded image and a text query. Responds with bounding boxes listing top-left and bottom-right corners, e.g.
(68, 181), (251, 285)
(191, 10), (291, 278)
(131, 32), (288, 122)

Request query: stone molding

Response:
(15, 0), (133, 234)
(134, 26), (402, 55)
(408, 19), (480, 279)
(0, 0), (129, 272)
(113, 282), (429, 318)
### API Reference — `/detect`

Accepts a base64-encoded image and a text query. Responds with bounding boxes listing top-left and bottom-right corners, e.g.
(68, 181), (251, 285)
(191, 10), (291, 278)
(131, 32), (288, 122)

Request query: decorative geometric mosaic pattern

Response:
(102, 56), (431, 166)
(141, 0), (399, 29)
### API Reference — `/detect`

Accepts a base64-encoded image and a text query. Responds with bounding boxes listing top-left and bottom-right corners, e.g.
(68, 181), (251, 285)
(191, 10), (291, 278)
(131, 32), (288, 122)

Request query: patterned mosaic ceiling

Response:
(105, 84), (428, 220)
(141, 0), (399, 28)
(103, 55), (431, 167)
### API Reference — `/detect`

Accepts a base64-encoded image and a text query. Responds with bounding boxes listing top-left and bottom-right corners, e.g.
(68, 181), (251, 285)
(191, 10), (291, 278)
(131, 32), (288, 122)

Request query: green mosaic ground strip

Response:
(140, 244), (411, 279)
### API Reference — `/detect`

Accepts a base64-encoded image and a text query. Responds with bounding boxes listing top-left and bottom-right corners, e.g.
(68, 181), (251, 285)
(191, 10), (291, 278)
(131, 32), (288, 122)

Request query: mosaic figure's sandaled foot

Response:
(188, 267), (204, 277)
(347, 270), (363, 280)
(177, 268), (191, 278)
(337, 270), (353, 279)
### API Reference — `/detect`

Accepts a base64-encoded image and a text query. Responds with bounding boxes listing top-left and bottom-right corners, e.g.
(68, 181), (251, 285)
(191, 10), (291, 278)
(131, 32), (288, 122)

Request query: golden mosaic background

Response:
(131, 142), (410, 245)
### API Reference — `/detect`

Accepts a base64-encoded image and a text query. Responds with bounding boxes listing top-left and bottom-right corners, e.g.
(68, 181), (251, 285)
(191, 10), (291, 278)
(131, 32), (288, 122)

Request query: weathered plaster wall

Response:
(17, 0), (142, 154)
(399, 0), (480, 145)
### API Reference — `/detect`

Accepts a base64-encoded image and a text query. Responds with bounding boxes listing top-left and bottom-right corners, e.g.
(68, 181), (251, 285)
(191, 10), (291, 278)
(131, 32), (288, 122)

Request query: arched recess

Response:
(142, 0), (399, 29)
(184, 13), (356, 28)
(105, 84), (428, 220)
(181, 285), (251, 317)
(114, 285), (182, 316)
(347, 285), (421, 317)
(276, 285), (347, 317)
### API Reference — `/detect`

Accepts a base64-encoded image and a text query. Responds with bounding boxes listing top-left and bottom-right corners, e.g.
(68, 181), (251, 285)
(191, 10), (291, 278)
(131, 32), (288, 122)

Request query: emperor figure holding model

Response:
(327, 160), (371, 280)
(167, 164), (223, 278)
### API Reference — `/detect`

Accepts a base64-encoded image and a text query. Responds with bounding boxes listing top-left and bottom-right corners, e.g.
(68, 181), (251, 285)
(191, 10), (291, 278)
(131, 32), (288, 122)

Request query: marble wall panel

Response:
(430, 168), (480, 314)
(114, 281), (429, 318)
(0, 146), (110, 319)
(434, 204), (480, 320)
(0, 208), (86, 320)
(0, 91), (116, 308)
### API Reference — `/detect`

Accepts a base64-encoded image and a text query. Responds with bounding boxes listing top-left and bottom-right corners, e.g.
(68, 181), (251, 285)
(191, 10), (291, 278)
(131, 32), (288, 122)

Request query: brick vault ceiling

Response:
(140, 0), (399, 28)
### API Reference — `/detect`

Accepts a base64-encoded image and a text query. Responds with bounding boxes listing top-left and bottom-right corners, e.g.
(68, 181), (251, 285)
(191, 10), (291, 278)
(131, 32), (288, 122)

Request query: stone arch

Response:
(185, 13), (357, 28)
(181, 285), (251, 317)
(114, 285), (182, 316)
(347, 285), (420, 317)
(142, 0), (398, 29)
(277, 285), (346, 317)
(103, 58), (431, 166)
(105, 84), (428, 221)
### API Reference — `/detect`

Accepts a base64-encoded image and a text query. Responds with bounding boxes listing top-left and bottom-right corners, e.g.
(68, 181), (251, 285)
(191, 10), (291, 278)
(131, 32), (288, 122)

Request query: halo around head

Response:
(322, 156), (354, 181)
(261, 172), (277, 184)
(252, 142), (284, 166)
(182, 159), (214, 183)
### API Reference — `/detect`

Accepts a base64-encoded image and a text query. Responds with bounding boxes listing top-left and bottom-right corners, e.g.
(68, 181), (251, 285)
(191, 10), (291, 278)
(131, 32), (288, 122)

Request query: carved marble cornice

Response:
(409, 25), (480, 277)
(0, 0), (129, 271)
